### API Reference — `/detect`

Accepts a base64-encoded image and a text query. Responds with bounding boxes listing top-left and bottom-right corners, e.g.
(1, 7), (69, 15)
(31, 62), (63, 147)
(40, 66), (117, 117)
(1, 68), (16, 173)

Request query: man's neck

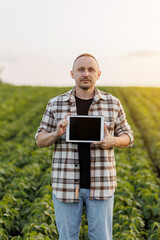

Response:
(75, 86), (95, 100)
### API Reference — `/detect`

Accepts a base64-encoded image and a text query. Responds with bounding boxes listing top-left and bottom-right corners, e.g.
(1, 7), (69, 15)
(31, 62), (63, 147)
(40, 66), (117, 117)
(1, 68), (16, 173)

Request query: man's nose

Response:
(83, 70), (89, 76)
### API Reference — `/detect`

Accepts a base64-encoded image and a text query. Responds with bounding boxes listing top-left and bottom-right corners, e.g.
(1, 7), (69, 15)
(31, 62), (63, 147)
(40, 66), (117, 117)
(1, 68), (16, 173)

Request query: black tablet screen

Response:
(69, 117), (101, 141)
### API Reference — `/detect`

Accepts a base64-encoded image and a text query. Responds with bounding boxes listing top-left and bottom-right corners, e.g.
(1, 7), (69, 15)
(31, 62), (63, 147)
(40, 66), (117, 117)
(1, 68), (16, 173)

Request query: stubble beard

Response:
(79, 85), (90, 90)
(78, 78), (93, 90)
(79, 82), (94, 90)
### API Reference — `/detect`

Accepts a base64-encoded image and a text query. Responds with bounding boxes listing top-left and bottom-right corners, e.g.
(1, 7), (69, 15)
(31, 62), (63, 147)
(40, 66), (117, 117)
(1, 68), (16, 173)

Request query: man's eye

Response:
(79, 68), (84, 71)
(89, 68), (94, 72)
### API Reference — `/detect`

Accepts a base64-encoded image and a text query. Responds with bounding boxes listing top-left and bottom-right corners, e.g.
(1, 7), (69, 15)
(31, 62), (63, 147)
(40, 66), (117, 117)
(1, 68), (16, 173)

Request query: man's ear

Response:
(70, 70), (74, 79)
(97, 70), (101, 79)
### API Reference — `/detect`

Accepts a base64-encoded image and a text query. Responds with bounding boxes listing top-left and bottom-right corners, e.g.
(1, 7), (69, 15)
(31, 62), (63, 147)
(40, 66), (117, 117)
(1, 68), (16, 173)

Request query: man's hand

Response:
(36, 115), (69, 148)
(93, 125), (116, 149)
(93, 124), (131, 149)
(55, 118), (68, 137)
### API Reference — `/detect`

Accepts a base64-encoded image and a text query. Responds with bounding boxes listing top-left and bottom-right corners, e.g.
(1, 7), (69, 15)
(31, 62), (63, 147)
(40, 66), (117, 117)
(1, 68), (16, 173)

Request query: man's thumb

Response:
(104, 125), (109, 135)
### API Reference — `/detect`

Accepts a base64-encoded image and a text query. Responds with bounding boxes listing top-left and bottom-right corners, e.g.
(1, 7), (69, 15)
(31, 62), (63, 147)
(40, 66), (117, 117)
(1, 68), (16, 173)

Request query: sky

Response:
(0, 0), (160, 87)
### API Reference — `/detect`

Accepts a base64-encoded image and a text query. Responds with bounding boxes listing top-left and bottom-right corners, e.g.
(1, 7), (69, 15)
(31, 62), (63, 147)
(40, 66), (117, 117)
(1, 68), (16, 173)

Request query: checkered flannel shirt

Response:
(35, 87), (134, 202)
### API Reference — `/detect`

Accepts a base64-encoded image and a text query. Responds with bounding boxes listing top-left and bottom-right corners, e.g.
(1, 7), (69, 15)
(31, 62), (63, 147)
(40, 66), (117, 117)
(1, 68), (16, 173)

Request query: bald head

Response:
(72, 53), (99, 71)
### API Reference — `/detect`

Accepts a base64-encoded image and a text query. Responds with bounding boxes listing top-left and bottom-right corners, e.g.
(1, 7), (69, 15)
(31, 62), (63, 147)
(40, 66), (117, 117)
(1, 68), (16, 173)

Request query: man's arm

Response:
(93, 125), (130, 149)
(36, 118), (68, 148)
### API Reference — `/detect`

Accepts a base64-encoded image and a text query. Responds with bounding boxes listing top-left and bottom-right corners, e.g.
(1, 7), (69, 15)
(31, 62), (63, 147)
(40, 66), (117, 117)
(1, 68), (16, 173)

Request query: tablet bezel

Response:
(66, 115), (104, 143)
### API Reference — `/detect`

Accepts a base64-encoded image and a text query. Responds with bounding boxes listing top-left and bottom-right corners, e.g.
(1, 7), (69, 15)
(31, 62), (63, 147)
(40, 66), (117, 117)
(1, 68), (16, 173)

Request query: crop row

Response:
(0, 85), (71, 239)
(117, 87), (160, 175)
(101, 87), (160, 239)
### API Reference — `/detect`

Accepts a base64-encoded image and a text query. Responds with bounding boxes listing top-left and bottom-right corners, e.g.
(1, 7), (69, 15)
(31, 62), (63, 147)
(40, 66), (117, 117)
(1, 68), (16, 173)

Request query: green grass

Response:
(0, 84), (160, 239)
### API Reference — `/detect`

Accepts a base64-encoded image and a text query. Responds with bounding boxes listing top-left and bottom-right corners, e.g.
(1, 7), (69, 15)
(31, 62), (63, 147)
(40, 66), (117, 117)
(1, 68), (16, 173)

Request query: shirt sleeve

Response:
(114, 100), (134, 147)
(35, 100), (56, 141)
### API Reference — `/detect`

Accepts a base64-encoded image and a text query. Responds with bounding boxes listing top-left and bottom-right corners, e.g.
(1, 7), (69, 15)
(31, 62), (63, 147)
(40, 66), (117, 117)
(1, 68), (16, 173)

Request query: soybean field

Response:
(0, 83), (160, 240)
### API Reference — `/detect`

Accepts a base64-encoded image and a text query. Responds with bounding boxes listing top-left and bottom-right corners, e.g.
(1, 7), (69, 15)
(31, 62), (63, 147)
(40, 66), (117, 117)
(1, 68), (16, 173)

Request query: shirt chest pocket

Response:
(103, 112), (115, 135)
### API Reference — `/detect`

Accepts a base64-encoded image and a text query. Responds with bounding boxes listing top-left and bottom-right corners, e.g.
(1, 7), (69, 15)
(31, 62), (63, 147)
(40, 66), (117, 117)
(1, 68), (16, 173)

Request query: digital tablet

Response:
(66, 115), (104, 143)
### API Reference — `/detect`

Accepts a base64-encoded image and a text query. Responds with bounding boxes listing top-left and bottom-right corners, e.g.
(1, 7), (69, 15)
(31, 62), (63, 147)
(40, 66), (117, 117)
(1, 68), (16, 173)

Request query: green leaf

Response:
(150, 234), (160, 240)
(30, 231), (38, 237)
(11, 236), (22, 240)
(0, 229), (8, 240)
(151, 222), (160, 231)
(4, 220), (12, 232)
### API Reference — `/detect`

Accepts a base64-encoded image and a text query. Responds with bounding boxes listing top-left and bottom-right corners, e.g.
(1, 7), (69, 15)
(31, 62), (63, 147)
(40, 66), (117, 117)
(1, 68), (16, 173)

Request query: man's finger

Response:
(104, 125), (110, 135)
(64, 113), (71, 119)
(93, 140), (103, 145)
(62, 119), (68, 126)
(58, 119), (68, 128)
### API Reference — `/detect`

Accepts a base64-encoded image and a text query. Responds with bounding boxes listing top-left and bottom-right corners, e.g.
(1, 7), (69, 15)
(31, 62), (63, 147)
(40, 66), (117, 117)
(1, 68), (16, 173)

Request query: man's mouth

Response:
(81, 78), (91, 82)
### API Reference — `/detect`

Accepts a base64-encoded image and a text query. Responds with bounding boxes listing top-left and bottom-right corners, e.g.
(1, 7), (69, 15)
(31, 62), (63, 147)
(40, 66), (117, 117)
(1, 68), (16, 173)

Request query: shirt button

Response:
(75, 164), (78, 167)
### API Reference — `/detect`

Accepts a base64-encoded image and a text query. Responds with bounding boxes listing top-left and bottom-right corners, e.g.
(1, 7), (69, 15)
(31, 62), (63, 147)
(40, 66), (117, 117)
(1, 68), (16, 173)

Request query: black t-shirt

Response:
(75, 96), (93, 189)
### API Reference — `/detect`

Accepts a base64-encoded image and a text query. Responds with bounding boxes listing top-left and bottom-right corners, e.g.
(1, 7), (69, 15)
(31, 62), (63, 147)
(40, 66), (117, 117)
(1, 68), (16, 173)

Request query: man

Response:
(35, 53), (134, 240)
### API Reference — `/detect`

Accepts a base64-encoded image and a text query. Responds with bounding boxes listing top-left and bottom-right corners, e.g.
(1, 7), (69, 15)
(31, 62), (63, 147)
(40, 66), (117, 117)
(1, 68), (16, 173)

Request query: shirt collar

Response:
(93, 88), (106, 102)
(63, 87), (76, 102)
(63, 87), (106, 103)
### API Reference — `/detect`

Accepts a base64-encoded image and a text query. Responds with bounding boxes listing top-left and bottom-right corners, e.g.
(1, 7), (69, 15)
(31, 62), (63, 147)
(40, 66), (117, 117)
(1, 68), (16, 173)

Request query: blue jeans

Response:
(52, 189), (114, 240)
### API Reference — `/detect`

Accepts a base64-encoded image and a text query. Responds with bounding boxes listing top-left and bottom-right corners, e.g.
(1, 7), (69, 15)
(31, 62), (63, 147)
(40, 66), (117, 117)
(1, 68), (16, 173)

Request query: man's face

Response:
(70, 56), (101, 90)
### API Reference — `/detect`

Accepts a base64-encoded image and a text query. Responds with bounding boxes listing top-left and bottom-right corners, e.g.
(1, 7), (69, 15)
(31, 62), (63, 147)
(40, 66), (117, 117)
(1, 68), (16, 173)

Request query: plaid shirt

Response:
(35, 87), (134, 202)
